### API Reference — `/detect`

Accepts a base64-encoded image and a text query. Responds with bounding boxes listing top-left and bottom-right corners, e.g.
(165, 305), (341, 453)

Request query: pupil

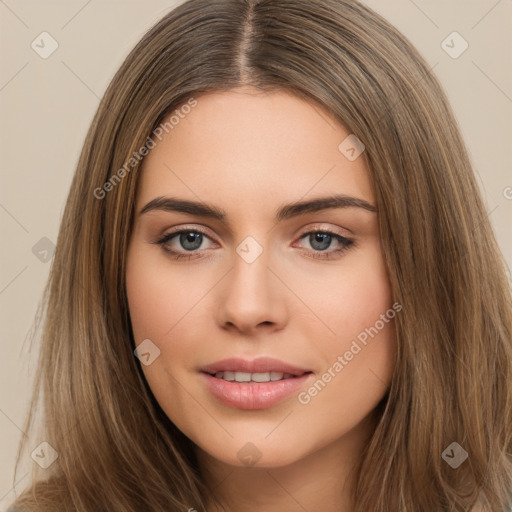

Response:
(180, 232), (202, 251)
(310, 233), (331, 251)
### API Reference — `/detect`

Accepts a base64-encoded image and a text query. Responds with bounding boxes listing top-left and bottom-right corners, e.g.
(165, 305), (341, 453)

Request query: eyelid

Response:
(157, 222), (351, 244)
(158, 224), (218, 242)
(294, 222), (352, 239)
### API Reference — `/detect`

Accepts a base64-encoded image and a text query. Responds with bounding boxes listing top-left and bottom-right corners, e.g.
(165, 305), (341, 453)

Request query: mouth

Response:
(204, 370), (308, 383)
(199, 357), (314, 410)
(200, 356), (311, 377)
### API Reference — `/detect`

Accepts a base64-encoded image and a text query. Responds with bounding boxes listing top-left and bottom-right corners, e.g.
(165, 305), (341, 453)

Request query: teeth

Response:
(214, 371), (297, 382)
(235, 371), (251, 382)
(252, 372), (272, 382)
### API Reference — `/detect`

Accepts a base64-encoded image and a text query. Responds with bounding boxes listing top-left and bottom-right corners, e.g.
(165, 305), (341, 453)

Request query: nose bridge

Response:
(216, 234), (286, 333)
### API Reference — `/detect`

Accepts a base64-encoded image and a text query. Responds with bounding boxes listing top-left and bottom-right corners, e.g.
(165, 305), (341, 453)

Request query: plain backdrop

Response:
(0, 0), (511, 507)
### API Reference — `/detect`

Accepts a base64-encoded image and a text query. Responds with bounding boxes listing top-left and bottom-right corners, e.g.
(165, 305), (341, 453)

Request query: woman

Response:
(9, 0), (512, 511)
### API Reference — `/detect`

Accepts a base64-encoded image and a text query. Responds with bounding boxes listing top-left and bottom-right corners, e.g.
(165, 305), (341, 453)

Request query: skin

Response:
(126, 87), (397, 512)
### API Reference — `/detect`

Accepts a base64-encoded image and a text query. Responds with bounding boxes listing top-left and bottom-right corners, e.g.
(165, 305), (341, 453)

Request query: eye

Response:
(154, 228), (217, 261)
(154, 226), (356, 261)
(294, 229), (355, 260)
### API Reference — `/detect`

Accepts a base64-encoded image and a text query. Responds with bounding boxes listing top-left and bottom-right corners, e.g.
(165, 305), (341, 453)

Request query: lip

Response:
(200, 357), (314, 410)
(200, 357), (311, 376)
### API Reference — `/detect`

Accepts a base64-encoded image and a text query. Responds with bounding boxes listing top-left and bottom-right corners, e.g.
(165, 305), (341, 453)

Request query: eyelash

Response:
(154, 227), (356, 261)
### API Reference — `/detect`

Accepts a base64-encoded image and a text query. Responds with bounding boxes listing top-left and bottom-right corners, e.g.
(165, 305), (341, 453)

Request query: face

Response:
(126, 88), (397, 469)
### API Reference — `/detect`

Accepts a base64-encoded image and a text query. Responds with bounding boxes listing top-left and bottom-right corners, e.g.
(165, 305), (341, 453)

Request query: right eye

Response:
(154, 228), (217, 260)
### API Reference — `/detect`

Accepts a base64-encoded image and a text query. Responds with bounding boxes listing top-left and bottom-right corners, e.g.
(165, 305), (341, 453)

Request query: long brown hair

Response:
(11, 0), (512, 510)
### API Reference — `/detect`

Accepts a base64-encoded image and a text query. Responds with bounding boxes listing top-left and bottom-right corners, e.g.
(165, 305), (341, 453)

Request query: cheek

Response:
(297, 244), (396, 398)
(296, 244), (394, 351)
(125, 247), (198, 412)
(303, 317), (396, 437)
(125, 245), (210, 344)
(125, 245), (216, 393)
(296, 263), (396, 443)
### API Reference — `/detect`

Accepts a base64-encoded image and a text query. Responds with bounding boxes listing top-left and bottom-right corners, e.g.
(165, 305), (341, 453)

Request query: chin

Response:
(199, 437), (309, 469)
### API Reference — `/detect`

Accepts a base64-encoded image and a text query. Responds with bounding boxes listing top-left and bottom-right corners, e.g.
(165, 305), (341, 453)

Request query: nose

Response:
(215, 246), (288, 336)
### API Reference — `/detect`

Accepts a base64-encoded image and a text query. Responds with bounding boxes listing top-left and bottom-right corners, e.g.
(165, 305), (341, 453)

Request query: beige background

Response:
(0, 0), (511, 506)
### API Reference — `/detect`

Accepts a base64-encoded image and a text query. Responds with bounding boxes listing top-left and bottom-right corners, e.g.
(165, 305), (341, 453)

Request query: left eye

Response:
(294, 230), (354, 259)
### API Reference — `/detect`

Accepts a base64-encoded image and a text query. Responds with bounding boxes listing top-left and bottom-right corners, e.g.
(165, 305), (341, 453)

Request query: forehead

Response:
(136, 88), (374, 213)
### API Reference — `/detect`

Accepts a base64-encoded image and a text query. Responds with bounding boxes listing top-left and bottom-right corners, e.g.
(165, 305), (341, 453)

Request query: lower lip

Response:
(201, 372), (313, 410)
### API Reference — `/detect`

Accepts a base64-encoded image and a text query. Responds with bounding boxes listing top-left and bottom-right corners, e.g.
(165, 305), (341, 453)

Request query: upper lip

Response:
(200, 357), (311, 376)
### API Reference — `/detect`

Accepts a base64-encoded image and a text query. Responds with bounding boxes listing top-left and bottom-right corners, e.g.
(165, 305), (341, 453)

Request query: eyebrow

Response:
(139, 194), (377, 222)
